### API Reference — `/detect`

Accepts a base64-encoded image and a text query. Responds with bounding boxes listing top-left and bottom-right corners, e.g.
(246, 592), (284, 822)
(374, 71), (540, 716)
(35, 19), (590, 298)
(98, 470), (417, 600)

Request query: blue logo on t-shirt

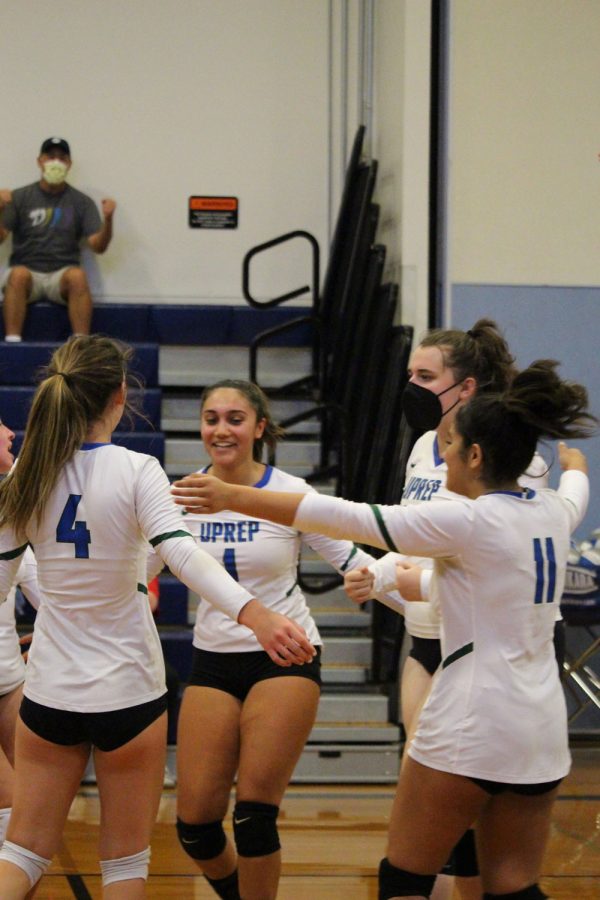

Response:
(403, 476), (442, 502)
(198, 521), (260, 543)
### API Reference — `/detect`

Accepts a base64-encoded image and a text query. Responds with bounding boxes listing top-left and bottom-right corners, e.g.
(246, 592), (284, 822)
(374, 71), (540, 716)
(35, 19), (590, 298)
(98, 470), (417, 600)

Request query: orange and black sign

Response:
(189, 196), (238, 229)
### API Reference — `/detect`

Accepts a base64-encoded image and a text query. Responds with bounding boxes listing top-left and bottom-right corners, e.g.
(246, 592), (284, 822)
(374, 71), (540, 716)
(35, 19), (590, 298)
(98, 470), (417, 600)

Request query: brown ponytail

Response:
(0, 335), (137, 536)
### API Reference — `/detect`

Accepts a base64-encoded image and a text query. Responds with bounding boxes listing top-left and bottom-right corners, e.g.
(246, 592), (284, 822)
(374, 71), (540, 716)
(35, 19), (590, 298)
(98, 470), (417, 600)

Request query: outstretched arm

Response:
(172, 472), (469, 561)
(558, 442), (589, 532)
(172, 474), (395, 552)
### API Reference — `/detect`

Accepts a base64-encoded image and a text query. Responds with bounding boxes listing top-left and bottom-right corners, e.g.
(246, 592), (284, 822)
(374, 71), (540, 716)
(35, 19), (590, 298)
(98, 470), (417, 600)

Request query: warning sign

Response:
(189, 196), (238, 229)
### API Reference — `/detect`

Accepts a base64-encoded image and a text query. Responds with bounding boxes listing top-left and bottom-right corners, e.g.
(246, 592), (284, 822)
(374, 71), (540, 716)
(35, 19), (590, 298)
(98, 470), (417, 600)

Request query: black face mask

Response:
(401, 381), (462, 431)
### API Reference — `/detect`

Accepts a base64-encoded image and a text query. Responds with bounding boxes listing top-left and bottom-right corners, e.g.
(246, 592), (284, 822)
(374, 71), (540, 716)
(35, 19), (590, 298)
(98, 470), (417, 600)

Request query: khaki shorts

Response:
(1, 266), (71, 305)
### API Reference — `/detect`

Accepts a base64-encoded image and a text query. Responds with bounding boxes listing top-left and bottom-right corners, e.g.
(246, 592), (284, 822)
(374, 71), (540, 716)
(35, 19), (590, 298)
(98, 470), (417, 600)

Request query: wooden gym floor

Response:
(24, 745), (599, 899)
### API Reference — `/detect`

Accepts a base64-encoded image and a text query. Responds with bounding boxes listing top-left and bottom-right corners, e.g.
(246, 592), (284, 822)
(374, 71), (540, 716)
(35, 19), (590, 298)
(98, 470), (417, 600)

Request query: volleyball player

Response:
(172, 359), (594, 899)
(346, 320), (533, 898)
(0, 336), (314, 900)
(170, 379), (378, 900)
(0, 420), (40, 852)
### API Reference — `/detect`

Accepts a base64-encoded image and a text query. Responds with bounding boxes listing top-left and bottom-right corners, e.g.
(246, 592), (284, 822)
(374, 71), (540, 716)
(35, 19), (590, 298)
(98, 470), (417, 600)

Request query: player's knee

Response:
(378, 857), (436, 899)
(176, 817), (227, 861)
(0, 840), (51, 887)
(100, 846), (150, 886)
(483, 885), (547, 899)
(232, 800), (280, 858)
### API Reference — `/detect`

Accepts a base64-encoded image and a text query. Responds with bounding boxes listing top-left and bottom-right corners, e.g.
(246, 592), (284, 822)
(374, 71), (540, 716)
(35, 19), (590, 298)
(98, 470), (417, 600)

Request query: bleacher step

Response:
(308, 723), (400, 743)
(321, 665), (369, 685)
(162, 395), (320, 435)
(313, 609), (370, 629)
(317, 694), (388, 723)
(320, 637), (372, 666)
(291, 743), (400, 783)
(159, 345), (312, 388)
(165, 436), (321, 477)
(164, 742), (401, 784)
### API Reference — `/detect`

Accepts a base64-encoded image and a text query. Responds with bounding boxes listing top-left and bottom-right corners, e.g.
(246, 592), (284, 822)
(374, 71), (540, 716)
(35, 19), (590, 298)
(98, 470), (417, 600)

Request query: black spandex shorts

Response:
(468, 775), (563, 796)
(188, 647), (322, 701)
(20, 693), (168, 752)
(408, 636), (442, 676)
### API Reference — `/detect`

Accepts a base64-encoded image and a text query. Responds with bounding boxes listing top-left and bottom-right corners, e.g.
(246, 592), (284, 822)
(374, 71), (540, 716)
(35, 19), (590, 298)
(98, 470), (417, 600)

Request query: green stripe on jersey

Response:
(442, 642), (474, 669)
(149, 530), (190, 547)
(340, 545), (358, 572)
(369, 505), (397, 552)
(137, 582), (149, 595)
(0, 542), (29, 561)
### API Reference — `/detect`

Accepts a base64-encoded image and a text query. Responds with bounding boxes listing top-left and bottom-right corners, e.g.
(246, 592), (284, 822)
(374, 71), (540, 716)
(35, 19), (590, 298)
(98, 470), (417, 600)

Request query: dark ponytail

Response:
(456, 360), (597, 485)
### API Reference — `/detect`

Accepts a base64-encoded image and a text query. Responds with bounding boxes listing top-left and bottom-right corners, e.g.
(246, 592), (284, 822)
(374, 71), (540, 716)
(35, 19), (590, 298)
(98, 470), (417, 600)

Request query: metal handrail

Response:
(242, 230), (320, 314)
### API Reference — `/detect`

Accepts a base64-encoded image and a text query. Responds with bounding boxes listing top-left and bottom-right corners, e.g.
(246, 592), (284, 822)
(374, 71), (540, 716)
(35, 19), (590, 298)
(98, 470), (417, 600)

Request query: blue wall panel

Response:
(451, 284), (600, 539)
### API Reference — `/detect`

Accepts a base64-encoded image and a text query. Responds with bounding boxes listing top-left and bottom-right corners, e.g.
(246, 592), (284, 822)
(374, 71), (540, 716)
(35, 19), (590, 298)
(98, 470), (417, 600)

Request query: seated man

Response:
(0, 136), (116, 341)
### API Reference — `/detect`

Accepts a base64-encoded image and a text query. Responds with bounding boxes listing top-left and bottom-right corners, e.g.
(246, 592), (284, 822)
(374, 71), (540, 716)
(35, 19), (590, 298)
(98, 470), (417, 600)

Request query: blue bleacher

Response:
(12, 429), (165, 464)
(160, 628), (194, 682)
(0, 302), (153, 344)
(111, 431), (165, 463)
(0, 385), (161, 432)
(150, 305), (231, 345)
(155, 575), (189, 626)
(0, 341), (159, 387)
(0, 301), (312, 346)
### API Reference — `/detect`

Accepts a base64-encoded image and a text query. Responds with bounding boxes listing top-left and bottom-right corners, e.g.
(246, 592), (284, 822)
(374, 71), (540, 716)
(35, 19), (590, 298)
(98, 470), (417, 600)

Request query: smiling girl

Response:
(173, 379), (379, 900)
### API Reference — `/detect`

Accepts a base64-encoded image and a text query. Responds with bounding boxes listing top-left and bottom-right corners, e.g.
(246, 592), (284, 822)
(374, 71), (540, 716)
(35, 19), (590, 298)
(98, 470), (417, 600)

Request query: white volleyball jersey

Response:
(372, 431), (550, 639)
(0, 444), (253, 713)
(183, 465), (375, 653)
(0, 588), (23, 696)
(0, 548), (40, 695)
(294, 470), (587, 782)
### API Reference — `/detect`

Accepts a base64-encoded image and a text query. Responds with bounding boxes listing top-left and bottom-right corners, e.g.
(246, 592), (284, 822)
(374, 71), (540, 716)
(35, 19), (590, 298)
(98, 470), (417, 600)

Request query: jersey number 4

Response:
(533, 537), (556, 604)
(56, 494), (91, 559)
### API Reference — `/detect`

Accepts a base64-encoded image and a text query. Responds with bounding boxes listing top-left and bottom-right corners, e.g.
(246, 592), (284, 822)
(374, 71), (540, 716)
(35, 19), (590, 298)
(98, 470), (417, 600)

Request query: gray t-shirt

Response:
(1, 182), (102, 272)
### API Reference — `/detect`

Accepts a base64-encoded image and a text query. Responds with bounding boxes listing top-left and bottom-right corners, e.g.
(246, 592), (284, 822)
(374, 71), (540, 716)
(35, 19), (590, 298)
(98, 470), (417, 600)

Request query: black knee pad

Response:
(483, 886), (547, 899)
(378, 857), (436, 899)
(176, 817), (227, 861)
(232, 800), (280, 858)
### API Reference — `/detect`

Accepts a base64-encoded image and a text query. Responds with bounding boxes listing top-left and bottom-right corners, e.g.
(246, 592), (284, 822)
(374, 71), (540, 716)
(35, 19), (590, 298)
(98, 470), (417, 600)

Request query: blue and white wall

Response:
(446, 0), (600, 536)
